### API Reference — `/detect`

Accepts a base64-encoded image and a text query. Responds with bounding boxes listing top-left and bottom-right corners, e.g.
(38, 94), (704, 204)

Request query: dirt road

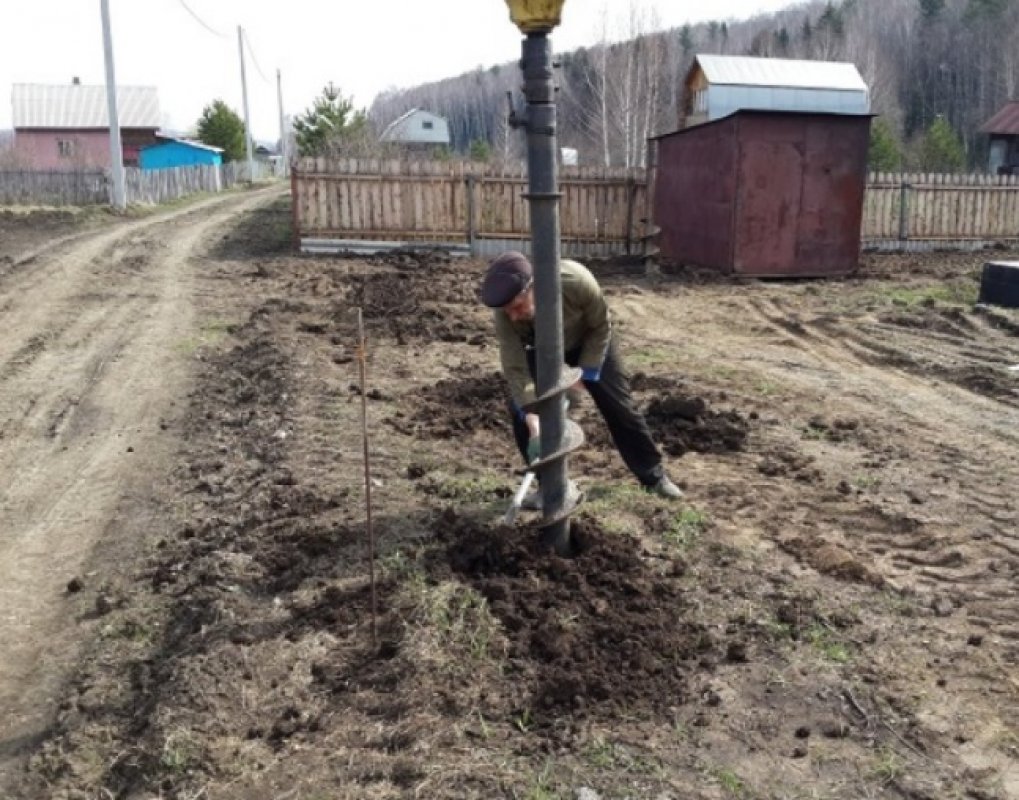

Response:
(3, 197), (1018, 798)
(0, 187), (283, 790)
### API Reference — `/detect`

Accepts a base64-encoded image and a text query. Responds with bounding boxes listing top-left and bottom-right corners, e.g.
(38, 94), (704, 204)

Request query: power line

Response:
(243, 29), (272, 85)
(177, 0), (227, 38)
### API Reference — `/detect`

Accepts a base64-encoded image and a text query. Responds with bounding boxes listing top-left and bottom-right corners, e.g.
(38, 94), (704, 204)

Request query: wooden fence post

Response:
(624, 175), (636, 255)
(898, 178), (910, 242)
(291, 163), (300, 252)
(466, 173), (477, 256)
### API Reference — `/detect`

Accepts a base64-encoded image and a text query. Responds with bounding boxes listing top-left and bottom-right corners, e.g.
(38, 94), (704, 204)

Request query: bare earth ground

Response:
(1, 196), (1018, 799)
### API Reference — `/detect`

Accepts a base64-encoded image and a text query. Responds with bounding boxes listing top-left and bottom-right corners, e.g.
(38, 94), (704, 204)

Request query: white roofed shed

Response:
(681, 55), (869, 128)
(379, 108), (450, 146)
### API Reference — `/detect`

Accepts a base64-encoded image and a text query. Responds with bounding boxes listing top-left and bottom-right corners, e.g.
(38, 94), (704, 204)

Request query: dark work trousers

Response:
(510, 335), (665, 487)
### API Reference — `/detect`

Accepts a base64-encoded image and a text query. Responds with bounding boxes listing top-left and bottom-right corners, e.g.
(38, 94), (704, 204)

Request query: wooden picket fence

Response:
(294, 160), (1019, 256)
(863, 172), (1019, 246)
(0, 162), (279, 207)
(0, 169), (108, 205)
(293, 158), (648, 257)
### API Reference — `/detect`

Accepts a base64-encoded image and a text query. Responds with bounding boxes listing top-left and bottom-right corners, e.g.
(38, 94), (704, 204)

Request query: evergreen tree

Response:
(469, 139), (491, 161)
(920, 116), (965, 171)
(679, 24), (694, 54)
(293, 83), (368, 157)
(819, 2), (845, 36)
(196, 100), (246, 162)
(775, 27), (791, 53)
(868, 118), (901, 171)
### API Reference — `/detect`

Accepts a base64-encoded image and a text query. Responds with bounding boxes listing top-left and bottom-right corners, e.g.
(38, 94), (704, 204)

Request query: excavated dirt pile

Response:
(387, 367), (509, 439)
(433, 511), (706, 724)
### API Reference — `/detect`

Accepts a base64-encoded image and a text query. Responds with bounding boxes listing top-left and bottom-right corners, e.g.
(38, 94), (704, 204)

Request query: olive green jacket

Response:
(493, 259), (610, 407)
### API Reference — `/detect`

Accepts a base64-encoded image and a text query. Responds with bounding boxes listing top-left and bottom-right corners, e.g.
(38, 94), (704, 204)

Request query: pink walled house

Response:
(12, 80), (161, 169)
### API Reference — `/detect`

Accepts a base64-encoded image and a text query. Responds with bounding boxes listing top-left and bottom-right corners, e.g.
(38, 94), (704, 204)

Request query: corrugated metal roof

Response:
(980, 101), (1019, 135)
(148, 135), (223, 153)
(12, 83), (161, 129)
(695, 55), (867, 92)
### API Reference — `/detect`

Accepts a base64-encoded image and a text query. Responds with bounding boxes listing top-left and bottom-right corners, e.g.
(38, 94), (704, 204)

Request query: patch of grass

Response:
(160, 730), (200, 774)
(100, 615), (155, 644)
(425, 474), (506, 505)
(875, 589), (917, 618)
(583, 482), (654, 511)
(869, 746), (904, 783)
(763, 618), (796, 642)
(175, 318), (236, 355)
(991, 726), (1019, 756)
(523, 760), (562, 800)
(712, 766), (747, 797)
(853, 474), (882, 490)
(802, 419), (836, 441)
(664, 506), (710, 548)
(514, 708), (535, 733)
(877, 282), (978, 308)
(754, 379), (784, 396)
(473, 711), (492, 741)
(706, 364), (739, 381)
(583, 736), (617, 769)
(380, 547), (425, 581)
(805, 623), (850, 664)
(580, 484), (658, 535)
(581, 737), (663, 778)
(414, 580), (503, 662)
(628, 346), (673, 367)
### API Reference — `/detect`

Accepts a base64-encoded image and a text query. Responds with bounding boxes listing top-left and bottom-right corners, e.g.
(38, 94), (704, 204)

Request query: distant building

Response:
(379, 108), (451, 149)
(11, 79), (161, 169)
(980, 101), (1019, 175)
(680, 55), (870, 128)
(139, 136), (223, 170)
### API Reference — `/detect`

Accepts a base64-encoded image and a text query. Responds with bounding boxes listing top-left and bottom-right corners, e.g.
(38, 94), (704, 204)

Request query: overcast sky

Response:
(2, 0), (796, 141)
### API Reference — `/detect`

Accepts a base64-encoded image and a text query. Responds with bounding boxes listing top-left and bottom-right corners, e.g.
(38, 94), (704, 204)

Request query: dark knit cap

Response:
(480, 251), (533, 307)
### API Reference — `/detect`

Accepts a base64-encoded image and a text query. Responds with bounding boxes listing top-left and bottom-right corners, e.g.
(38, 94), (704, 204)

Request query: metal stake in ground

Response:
(356, 308), (379, 645)
(506, 0), (572, 555)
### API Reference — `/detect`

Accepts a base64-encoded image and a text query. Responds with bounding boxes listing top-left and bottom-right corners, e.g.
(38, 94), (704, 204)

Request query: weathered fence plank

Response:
(860, 172), (1019, 245)
(1, 161), (276, 207)
(0, 169), (107, 205)
(293, 161), (1019, 255)
(293, 157), (649, 257)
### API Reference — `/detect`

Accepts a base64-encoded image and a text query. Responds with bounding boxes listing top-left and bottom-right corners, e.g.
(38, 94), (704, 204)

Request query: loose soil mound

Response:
(388, 369), (509, 438)
(645, 393), (751, 456)
(334, 270), (485, 345)
(433, 510), (705, 724)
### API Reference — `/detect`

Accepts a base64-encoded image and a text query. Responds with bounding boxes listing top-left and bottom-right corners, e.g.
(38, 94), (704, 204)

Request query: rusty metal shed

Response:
(652, 109), (872, 277)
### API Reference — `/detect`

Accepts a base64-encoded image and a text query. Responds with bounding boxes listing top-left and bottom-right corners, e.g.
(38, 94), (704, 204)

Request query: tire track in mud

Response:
(738, 294), (1019, 642)
(0, 187), (285, 790)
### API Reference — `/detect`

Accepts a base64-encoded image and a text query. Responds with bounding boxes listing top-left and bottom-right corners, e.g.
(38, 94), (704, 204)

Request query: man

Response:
(480, 250), (683, 502)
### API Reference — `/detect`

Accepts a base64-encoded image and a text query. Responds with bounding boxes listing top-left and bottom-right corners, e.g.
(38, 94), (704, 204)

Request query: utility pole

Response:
(237, 25), (255, 182)
(276, 68), (287, 174)
(100, 0), (126, 210)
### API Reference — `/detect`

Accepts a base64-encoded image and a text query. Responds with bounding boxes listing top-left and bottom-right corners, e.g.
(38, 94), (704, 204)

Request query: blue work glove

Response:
(527, 436), (541, 464)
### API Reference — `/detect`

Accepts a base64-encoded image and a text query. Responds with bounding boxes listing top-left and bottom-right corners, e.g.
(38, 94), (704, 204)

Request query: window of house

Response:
(422, 121), (434, 130)
(694, 89), (708, 113)
(57, 139), (76, 157)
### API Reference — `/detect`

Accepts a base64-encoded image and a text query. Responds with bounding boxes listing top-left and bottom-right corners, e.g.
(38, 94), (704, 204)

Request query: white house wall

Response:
(383, 111), (451, 145)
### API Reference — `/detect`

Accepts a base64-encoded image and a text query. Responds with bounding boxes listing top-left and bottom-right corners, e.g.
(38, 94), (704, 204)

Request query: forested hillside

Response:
(368, 0), (1019, 171)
